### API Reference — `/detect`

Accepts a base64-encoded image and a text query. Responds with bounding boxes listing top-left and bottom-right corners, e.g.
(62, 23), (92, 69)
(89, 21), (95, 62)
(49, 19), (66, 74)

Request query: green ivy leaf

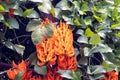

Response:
(27, 10), (39, 18)
(50, 6), (55, 17)
(84, 17), (92, 26)
(56, 0), (71, 10)
(74, 48), (80, 56)
(31, 28), (45, 45)
(23, 8), (33, 17)
(72, 71), (79, 80)
(31, 23), (54, 45)
(14, 44), (25, 56)
(28, 52), (37, 65)
(34, 65), (47, 74)
(89, 44), (112, 54)
(93, 15), (103, 23)
(112, 8), (118, 21)
(77, 36), (88, 44)
(90, 73), (104, 80)
(58, 70), (73, 79)
(8, 2), (19, 9)
(62, 16), (74, 25)
(102, 53), (120, 70)
(116, 32), (120, 37)
(14, 71), (24, 80)
(0, 14), (4, 21)
(26, 19), (41, 32)
(111, 22), (120, 29)
(85, 28), (94, 37)
(102, 60), (117, 71)
(14, 8), (23, 16)
(0, 5), (5, 11)
(106, 0), (114, 4)
(101, 13), (107, 20)
(8, 0), (17, 4)
(1, 2), (9, 11)
(114, 0), (120, 6)
(73, 19), (81, 26)
(3, 21), (9, 27)
(7, 18), (19, 29)
(88, 65), (105, 74)
(98, 28), (112, 38)
(84, 47), (90, 56)
(53, 8), (61, 18)
(72, 1), (80, 9)
(73, 71), (82, 80)
(92, 6), (97, 13)
(78, 57), (88, 65)
(89, 34), (101, 45)
(76, 29), (84, 35)
(38, 1), (52, 13)
(44, 23), (54, 38)
(3, 40), (25, 55)
(81, 3), (89, 11)
(4, 40), (15, 50)
(97, 9), (107, 14)
(102, 60), (109, 69)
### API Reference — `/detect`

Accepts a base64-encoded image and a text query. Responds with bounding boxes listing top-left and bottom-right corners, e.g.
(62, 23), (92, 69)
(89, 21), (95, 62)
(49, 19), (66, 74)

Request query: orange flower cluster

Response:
(7, 60), (41, 80)
(43, 55), (76, 80)
(36, 18), (77, 80)
(57, 54), (76, 70)
(36, 18), (76, 66)
(100, 70), (118, 80)
(43, 65), (63, 80)
(7, 60), (29, 79)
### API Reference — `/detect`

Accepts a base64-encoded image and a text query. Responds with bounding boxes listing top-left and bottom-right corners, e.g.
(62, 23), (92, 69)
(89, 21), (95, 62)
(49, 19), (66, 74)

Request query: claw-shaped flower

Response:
(36, 18), (75, 67)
